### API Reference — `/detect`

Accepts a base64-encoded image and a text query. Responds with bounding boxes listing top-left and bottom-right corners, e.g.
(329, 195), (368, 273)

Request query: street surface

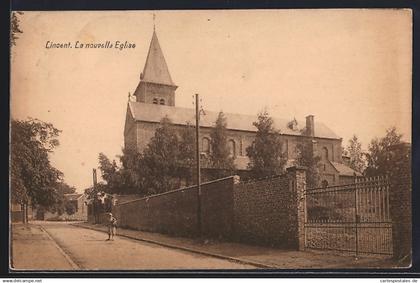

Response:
(11, 221), (254, 270)
(11, 224), (75, 270)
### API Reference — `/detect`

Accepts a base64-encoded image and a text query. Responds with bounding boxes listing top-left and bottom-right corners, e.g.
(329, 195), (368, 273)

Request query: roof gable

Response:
(64, 193), (83, 201)
(330, 161), (363, 176)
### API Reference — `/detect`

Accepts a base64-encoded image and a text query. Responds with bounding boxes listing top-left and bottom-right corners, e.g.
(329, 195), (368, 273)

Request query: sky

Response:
(11, 10), (412, 192)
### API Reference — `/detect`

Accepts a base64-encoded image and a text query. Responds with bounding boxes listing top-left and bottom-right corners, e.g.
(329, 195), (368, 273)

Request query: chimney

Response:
(306, 115), (315, 137)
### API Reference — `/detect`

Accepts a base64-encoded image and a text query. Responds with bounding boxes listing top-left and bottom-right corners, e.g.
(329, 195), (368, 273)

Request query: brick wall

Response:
(114, 177), (235, 238)
(232, 167), (306, 249)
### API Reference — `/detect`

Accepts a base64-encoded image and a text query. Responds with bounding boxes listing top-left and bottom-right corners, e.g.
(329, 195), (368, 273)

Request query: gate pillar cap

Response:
(287, 165), (307, 172)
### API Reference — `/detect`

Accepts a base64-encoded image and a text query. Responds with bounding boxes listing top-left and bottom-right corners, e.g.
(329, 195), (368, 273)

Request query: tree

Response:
(295, 139), (321, 188)
(209, 112), (236, 179)
(178, 123), (196, 185)
(98, 153), (120, 193)
(11, 118), (64, 222)
(111, 121), (197, 195)
(141, 117), (182, 194)
(84, 183), (107, 201)
(48, 182), (77, 215)
(98, 153), (118, 186)
(346, 135), (366, 173)
(11, 11), (24, 46)
(64, 201), (77, 215)
(365, 127), (403, 176)
(99, 152), (142, 195)
(119, 147), (146, 195)
(246, 110), (286, 178)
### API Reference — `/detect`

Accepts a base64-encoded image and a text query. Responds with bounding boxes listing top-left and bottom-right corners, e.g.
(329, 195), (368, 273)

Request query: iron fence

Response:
(304, 176), (393, 256)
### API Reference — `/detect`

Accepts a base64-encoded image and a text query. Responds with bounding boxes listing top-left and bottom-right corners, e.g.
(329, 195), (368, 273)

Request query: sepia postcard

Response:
(9, 9), (412, 271)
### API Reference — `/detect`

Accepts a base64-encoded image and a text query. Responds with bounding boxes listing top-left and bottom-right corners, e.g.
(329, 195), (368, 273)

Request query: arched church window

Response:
(228, 139), (236, 157)
(159, 99), (165, 105)
(321, 180), (329, 188)
(202, 137), (210, 154)
(152, 98), (158, 104)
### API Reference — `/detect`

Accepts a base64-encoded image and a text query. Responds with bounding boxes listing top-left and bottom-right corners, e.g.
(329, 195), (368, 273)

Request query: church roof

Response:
(128, 101), (341, 140)
(141, 31), (175, 86)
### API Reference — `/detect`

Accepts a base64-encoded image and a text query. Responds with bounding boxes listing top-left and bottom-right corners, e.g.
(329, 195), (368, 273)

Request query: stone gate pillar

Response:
(388, 143), (411, 262)
(287, 166), (307, 251)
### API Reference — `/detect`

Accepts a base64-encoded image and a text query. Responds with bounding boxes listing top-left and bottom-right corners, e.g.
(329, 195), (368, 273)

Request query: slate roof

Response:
(330, 161), (363, 177)
(128, 101), (341, 140)
(141, 31), (175, 86)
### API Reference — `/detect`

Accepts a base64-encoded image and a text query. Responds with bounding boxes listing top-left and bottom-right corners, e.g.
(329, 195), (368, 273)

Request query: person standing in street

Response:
(106, 212), (117, 241)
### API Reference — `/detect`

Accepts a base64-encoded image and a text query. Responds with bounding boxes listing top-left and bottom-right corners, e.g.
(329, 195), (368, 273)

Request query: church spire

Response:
(133, 25), (177, 106)
(140, 29), (176, 87)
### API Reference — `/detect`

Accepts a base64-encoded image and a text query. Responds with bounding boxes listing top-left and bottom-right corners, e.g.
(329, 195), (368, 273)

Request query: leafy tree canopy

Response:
(11, 118), (63, 207)
(209, 112), (235, 179)
(48, 182), (77, 215)
(141, 117), (182, 193)
(295, 139), (321, 188)
(346, 135), (366, 173)
(365, 127), (403, 176)
(246, 110), (286, 178)
(97, 118), (198, 196)
(64, 201), (77, 215)
(178, 123), (196, 185)
(98, 152), (139, 195)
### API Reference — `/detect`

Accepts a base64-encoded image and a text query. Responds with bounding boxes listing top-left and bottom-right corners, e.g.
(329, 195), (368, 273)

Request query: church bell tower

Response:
(133, 30), (177, 106)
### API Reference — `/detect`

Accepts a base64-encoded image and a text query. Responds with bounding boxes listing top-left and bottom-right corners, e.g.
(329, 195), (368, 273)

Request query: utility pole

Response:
(195, 93), (202, 237)
(93, 168), (98, 224)
(93, 168), (97, 187)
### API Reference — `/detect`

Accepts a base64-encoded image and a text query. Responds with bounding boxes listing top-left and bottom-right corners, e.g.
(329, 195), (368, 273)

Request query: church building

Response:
(124, 30), (361, 186)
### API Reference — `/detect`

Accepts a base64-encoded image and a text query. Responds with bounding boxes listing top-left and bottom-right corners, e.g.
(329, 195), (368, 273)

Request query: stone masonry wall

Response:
(232, 167), (306, 249)
(114, 186), (199, 237)
(110, 169), (307, 249)
(114, 177), (235, 238)
(200, 177), (235, 239)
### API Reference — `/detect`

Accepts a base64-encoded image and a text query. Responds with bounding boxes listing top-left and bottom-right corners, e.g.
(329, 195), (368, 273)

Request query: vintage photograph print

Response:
(10, 9), (412, 270)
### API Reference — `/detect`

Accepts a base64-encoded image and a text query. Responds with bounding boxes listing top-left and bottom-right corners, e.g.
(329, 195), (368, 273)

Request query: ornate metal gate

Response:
(304, 176), (393, 256)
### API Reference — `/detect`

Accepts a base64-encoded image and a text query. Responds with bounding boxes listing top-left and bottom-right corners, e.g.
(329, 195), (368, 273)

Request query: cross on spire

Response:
(153, 13), (156, 31)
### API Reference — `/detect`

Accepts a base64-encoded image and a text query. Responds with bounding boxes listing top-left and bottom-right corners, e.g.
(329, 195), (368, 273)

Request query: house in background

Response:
(33, 193), (88, 221)
(10, 200), (33, 223)
(124, 29), (362, 187)
(62, 193), (88, 221)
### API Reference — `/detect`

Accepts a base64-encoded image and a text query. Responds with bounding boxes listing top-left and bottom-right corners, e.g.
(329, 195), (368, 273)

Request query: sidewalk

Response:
(73, 222), (397, 269)
(11, 223), (78, 270)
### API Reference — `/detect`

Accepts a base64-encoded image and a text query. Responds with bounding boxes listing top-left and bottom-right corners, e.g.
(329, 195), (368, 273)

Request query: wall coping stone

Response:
(117, 176), (235, 206)
(286, 165), (307, 172)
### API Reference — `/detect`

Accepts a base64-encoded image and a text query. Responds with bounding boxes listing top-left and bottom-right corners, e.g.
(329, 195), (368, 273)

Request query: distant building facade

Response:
(33, 193), (88, 221)
(11, 200), (33, 223)
(124, 30), (361, 186)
